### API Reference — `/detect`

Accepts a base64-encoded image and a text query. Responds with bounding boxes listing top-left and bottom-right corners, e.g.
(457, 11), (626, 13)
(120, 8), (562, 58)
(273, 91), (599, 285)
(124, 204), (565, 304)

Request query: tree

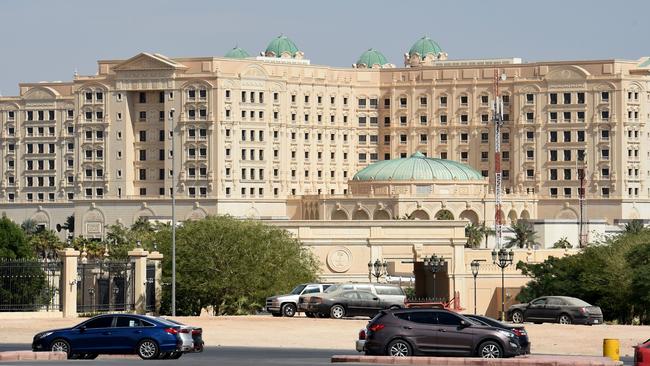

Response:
(552, 237), (572, 249)
(61, 215), (75, 237)
(435, 210), (454, 220)
(624, 219), (645, 235)
(28, 230), (64, 259)
(21, 219), (42, 236)
(157, 215), (320, 315)
(506, 220), (538, 249)
(480, 222), (495, 248)
(465, 223), (483, 248)
(0, 216), (31, 259)
(516, 229), (649, 324)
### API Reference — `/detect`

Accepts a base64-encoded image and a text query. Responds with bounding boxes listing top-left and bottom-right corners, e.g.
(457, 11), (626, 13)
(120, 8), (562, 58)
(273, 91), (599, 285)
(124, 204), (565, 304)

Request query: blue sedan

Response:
(32, 314), (182, 360)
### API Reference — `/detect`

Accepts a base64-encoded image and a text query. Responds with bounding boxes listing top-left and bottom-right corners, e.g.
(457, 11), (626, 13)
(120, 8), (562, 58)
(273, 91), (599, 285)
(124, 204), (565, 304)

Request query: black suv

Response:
(359, 309), (520, 358)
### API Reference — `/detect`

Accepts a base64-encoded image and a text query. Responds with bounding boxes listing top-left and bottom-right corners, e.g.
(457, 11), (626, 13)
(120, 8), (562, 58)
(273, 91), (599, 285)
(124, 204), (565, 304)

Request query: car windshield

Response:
(566, 298), (592, 307)
(290, 284), (307, 295)
(324, 284), (340, 293)
(469, 315), (505, 328)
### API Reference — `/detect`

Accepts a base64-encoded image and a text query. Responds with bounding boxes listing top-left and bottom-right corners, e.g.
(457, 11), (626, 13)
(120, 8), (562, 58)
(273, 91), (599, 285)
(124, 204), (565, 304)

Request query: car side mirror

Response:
(459, 320), (470, 328)
(79, 326), (86, 332)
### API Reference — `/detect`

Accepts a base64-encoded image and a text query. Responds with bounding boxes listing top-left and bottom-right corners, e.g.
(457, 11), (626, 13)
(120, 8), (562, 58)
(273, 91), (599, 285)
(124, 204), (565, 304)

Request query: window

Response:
(564, 169), (572, 180)
(563, 93), (572, 104)
(601, 91), (609, 101)
(577, 92), (585, 104)
(550, 93), (557, 104)
(460, 114), (468, 124)
(84, 317), (113, 329)
(526, 93), (534, 104)
(563, 131), (571, 142)
(440, 115), (447, 125)
(550, 169), (558, 180)
(481, 132), (489, 143)
(139, 92), (146, 103)
(139, 130), (146, 142)
(601, 110), (609, 120)
(437, 312), (462, 326)
(481, 151), (489, 161)
(400, 97), (407, 107)
(139, 150), (146, 161)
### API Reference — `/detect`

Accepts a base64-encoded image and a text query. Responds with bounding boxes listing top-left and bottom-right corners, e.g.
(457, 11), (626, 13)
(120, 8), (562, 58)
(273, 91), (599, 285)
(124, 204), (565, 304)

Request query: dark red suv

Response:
(359, 309), (521, 358)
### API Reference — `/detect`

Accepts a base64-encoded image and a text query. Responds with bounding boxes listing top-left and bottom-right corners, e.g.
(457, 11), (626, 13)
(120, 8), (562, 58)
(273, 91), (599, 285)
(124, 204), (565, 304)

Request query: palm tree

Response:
(465, 223), (482, 248)
(21, 218), (41, 235)
(479, 222), (496, 249)
(506, 220), (538, 249)
(624, 219), (645, 235)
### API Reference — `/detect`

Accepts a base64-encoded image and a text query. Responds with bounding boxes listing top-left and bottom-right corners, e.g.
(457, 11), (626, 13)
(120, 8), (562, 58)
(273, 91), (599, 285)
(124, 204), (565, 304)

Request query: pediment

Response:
(545, 66), (590, 81)
(112, 52), (188, 72)
(23, 87), (58, 100)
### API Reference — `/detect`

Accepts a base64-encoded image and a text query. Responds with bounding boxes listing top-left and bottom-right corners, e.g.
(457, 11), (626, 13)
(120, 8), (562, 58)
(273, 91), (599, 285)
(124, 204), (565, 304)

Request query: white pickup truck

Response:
(265, 283), (332, 317)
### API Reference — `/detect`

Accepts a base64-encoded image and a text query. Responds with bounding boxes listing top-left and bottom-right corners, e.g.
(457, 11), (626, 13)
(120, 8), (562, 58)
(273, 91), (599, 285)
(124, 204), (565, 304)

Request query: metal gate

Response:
(0, 259), (61, 311)
(77, 260), (134, 313)
(145, 263), (155, 312)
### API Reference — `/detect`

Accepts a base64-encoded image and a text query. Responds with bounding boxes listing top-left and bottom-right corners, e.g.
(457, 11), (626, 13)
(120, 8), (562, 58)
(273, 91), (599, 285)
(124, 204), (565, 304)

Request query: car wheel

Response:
(330, 304), (346, 319)
(49, 339), (70, 358)
(478, 340), (503, 358)
(282, 303), (297, 317)
(511, 310), (524, 324)
(83, 353), (98, 360)
(137, 339), (160, 360)
(305, 312), (315, 318)
(386, 339), (412, 357)
(558, 314), (572, 325)
(270, 312), (282, 317)
(169, 351), (183, 359)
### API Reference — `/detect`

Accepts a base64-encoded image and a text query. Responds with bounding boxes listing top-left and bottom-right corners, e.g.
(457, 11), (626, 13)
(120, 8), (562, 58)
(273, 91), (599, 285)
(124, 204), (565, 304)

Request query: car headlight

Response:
(38, 332), (53, 339)
(498, 330), (515, 338)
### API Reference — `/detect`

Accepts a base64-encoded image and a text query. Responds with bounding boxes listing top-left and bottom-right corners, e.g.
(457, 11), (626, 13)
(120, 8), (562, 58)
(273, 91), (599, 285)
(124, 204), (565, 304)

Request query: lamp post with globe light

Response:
(367, 259), (388, 283)
(423, 254), (447, 300)
(492, 248), (514, 321)
(470, 259), (486, 314)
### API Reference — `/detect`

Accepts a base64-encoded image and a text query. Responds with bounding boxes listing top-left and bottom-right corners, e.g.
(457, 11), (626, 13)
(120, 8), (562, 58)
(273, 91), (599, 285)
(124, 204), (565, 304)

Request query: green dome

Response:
(356, 48), (388, 67)
(353, 152), (483, 181)
(265, 35), (299, 57)
(225, 46), (250, 59)
(409, 36), (443, 59)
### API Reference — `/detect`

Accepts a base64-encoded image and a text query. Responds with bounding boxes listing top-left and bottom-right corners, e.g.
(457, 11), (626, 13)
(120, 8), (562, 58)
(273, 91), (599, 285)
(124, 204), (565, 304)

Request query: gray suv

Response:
(359, 309), (520, 358)
(266, 283), (331, 317)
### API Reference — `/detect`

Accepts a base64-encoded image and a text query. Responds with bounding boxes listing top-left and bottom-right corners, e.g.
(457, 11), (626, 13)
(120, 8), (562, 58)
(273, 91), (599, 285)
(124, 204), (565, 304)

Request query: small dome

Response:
(225, 46), (250, 59)
(356, 48), (389, 68)
(265, 35), (300, 58)
(353, 151), (483, 181)
(408, 36), (443, 60)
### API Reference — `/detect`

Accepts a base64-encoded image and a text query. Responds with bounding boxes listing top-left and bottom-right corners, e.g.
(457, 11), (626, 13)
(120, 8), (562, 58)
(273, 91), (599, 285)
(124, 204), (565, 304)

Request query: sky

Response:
(0, 0), (648, 95)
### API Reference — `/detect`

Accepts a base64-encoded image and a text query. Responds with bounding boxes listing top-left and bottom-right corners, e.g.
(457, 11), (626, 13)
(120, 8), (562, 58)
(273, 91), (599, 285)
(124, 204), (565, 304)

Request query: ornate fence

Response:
(0, 258), (62, 311)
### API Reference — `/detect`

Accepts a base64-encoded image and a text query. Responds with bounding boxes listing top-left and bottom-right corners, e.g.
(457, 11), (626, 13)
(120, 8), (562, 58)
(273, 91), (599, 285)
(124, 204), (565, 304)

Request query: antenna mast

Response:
(493, 70), (505, 249)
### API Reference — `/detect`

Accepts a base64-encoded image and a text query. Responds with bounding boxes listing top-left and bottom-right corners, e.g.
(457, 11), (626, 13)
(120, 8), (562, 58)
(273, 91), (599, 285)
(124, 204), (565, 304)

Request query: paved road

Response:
(0, 344), (634, 366)
(0, 344), (365, 366)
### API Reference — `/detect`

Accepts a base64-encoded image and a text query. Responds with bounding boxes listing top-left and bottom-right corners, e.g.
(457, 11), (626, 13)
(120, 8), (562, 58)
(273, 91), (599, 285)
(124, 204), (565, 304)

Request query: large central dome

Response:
(353, 152), (483, 181)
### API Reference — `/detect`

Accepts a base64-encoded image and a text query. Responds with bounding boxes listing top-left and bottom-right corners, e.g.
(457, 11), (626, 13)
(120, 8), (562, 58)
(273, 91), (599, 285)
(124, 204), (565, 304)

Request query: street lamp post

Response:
(367, 259), (388, 282)
(470, 259), (486, 314)
(169, 107), (176, 317)
(423, 254), (447, 300)
(491, 248), (514, 321)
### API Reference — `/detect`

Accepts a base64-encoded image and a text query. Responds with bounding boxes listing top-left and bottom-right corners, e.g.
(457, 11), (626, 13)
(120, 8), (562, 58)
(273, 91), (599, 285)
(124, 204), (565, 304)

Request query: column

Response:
(147, 250), (164, 314)
(57, 248), (80, 318)
(128, 247), (149, 314)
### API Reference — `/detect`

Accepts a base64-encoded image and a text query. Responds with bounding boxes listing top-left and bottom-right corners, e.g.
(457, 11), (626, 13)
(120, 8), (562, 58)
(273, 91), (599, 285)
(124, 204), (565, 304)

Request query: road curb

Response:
(0, 351), (66, 362)
(331, 355), (623, 365)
